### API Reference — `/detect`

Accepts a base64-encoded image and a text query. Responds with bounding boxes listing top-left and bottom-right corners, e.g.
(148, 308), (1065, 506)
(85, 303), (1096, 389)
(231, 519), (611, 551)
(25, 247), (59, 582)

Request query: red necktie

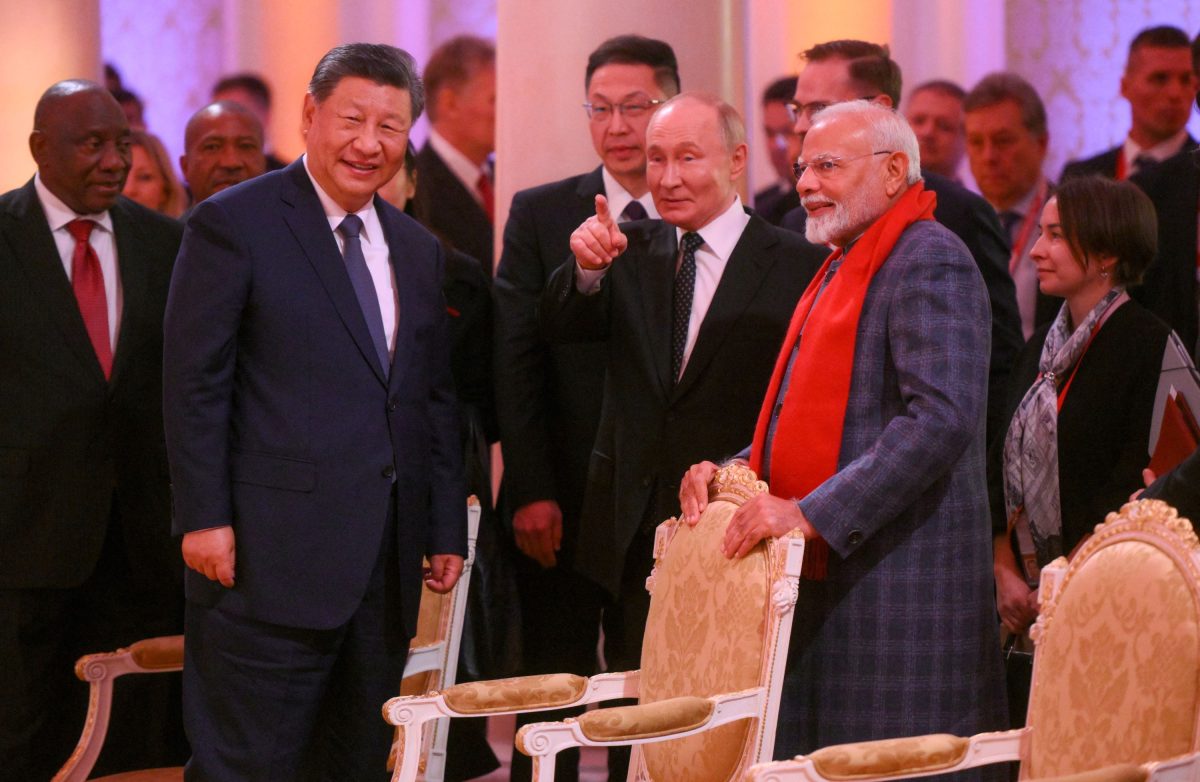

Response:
(476, 173), (494, 223)
(66, 219), (112, 378)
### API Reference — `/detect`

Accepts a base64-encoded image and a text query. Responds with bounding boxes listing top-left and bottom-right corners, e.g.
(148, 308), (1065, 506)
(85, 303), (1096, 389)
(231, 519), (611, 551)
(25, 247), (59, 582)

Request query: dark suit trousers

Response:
(0, 503), (186, 782)
(183, 501), (409, 782)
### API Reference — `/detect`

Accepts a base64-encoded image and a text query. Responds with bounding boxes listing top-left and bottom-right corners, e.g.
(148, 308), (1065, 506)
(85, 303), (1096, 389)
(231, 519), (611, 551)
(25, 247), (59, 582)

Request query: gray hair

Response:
(652, 91), (746, 153)
(810, 100), (921, 184)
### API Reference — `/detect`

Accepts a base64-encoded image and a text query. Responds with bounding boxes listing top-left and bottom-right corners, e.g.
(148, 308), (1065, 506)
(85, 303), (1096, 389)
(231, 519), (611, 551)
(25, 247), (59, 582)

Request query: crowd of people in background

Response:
(4, 20), (1200, 782)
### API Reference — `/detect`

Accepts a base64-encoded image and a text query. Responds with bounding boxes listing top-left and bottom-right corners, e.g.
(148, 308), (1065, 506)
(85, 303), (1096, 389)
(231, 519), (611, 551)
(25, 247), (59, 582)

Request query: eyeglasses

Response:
(785, 95), (878, 124)
(583, 99), (665, 122)
(793, 151), (893, 179)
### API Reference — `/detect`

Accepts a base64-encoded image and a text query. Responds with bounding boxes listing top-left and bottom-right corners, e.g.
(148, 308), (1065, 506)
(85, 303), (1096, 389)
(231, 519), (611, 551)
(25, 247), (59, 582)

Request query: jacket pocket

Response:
(230, 451), (316, 492)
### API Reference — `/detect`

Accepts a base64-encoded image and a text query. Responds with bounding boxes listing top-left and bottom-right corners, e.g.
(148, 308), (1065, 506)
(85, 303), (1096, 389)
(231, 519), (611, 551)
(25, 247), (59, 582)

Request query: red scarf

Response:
(749, 183), (937, 579)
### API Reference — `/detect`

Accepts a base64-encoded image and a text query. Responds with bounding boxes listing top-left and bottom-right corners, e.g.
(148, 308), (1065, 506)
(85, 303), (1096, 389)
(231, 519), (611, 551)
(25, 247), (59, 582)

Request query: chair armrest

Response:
(746, 730), (1025, 782)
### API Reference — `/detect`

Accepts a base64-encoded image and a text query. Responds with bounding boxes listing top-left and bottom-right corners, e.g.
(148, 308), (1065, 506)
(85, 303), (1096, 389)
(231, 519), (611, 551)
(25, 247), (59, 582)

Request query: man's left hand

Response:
(424, 554), (465, 594)
(722, 493), (818, 559)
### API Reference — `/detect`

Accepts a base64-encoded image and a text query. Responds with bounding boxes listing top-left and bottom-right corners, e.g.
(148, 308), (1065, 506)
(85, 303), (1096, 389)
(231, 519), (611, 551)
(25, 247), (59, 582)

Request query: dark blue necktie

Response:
(338, 214), (390, 378)
(672, 232), (704, 382)
(621, 200), (648, 221)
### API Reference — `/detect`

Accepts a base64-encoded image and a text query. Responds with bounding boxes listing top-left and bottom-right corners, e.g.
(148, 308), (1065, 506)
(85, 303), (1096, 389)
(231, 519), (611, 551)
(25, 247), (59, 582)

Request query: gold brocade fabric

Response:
(1026, 541), (1200, 777)
(639, 500), (770, 782)
(442, 673), (589, 714)
(1030, 764), (1149, 782)
(92, 770), (184, 781)
(127, 636), (184, 671)
(577, 696), (714, 741)
(808, 734), (969, 780)
(399, 571), (447, 696)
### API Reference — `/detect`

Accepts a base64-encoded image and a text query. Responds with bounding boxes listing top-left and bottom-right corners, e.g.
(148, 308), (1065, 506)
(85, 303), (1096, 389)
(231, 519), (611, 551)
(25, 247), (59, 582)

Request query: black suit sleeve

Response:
(538, 258), (614, 344)
(1144, 446), (1200, 522)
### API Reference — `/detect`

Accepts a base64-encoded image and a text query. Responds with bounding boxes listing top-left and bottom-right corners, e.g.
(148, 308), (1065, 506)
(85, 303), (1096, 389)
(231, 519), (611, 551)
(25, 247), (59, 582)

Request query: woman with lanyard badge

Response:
(989, 175), (1185, 726)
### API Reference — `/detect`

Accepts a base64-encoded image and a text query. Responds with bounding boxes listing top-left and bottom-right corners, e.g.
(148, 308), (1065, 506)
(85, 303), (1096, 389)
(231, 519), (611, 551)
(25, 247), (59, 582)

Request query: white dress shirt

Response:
(576, 196), (750, 375)
(601, 166), (659, 222)
(303, 155), (399, 355)
(1123, 128), (1191, 172)
(35, 173), (122, 351)
(429, 129), (489, 208)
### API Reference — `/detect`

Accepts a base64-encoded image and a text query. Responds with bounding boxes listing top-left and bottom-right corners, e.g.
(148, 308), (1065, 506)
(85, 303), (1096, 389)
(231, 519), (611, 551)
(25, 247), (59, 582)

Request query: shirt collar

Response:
(34, 173), (114, 234)
(673, 196), (748, 261)
(1123, 128), (1191, 164)
(302, 154), (382, 244)
(601, 166), (659, 220)
(429, 129), (488, 190)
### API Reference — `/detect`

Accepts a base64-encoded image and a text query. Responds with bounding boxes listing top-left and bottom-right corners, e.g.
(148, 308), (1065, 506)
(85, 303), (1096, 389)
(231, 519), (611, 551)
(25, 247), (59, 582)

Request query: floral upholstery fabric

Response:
(128, 635), (184, 671)
(1026, 540), (1200, 777)
(1029, 763), (1149, 782)
(441, 673), (588, 714)
(577, 696), (714, 741)
(807, 734), (969, 780)
(92, 769), (184, 781)
(639, 498), (770, 782)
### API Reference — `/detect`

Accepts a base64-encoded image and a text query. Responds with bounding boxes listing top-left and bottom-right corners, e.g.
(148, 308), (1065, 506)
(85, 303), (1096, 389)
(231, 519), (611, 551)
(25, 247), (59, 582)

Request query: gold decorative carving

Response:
(709, 462), (768, 505)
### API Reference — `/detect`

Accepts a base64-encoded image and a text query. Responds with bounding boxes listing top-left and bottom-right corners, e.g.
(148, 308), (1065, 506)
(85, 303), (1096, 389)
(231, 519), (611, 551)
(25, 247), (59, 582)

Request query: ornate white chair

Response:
(387, 496), (482, 781)
(745, 499), (1200, 782)
(384, 463), (806, 782)
(52, 634), (185, 782)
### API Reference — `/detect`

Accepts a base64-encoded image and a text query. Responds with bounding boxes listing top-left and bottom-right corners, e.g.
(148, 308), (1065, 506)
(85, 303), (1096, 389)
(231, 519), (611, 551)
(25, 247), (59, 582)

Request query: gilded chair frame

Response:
(745, 499), (1200, 782)
(384, 463), (806, 782)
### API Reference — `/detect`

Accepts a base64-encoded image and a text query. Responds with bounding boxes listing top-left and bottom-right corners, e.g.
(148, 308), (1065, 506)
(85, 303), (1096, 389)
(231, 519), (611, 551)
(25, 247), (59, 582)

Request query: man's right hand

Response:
(513, 499), (563, 568)
(182, 525), (236, 587)
(569, 194), (628, 271)
(679, 461), (721, 526)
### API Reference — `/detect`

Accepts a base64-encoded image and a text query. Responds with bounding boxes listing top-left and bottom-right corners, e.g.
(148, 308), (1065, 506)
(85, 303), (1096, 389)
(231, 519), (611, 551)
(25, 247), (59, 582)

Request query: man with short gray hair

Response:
(681, 100), (1006, 764)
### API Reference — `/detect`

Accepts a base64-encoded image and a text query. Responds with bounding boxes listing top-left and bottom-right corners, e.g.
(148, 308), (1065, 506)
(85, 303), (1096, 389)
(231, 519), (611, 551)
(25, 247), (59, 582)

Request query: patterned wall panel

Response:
(431, 0), (497, 44)
(101, 0), (224, 177)
(1007, 0), (1200, 180)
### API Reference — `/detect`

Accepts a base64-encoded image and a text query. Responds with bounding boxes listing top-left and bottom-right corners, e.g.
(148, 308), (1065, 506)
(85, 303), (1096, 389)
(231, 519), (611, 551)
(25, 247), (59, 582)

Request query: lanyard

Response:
(1008, 179), (1048, 277)
(1041, 292), (1128, 412)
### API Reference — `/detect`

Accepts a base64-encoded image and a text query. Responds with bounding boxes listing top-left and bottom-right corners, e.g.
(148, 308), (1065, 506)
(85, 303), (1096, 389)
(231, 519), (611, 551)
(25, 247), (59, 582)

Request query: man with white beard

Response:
(680, 101), (1006, 772)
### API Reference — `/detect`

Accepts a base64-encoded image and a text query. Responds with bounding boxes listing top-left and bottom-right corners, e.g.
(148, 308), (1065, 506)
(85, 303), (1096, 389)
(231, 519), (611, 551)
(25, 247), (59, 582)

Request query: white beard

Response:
(803, 187), (884, 247)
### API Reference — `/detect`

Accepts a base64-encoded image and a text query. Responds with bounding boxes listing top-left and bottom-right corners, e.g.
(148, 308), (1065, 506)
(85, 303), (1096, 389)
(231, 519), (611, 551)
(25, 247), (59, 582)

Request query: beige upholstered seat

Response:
(51, 635), (186, 782)
(383, 463), (806, 782)
(388, 497), (482, 781)
(746, 499), (1200, 782)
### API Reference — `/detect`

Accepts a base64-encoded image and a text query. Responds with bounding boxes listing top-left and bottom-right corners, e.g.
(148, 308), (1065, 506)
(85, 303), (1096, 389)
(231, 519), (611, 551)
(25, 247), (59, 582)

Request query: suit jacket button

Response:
(641, 477), (652, 487)
(848, 530), (863, 546)
(381, 465), (395, 479)
(387, 398), (398, 412)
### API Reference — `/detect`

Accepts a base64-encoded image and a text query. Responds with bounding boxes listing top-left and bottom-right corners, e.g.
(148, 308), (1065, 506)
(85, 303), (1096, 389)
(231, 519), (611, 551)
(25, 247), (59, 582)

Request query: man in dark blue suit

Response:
(164, 44), (466, 780)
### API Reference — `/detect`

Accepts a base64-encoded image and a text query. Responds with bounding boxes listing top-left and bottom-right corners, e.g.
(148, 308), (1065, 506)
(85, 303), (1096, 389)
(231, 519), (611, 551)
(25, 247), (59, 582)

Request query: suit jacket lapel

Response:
(636, 223), (677, 397)
(0, 181), (106, 382)
(279, 162), (388, 387)
(673, 215), (776, 400)
(575, 166), (605, 203)
(109, 199), (149, 386)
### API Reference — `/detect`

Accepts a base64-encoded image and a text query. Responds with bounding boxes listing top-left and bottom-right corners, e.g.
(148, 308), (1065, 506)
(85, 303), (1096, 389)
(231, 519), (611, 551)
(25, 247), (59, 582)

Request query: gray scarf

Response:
(1003, 288), (1124, 566)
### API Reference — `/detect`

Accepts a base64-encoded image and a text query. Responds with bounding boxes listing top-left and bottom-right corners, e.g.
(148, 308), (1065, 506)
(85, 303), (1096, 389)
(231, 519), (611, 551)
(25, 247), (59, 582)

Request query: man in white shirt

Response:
(1061, 25), (1198, 182)
(540, 96), (822, 762)
(414, 35), (497, 272)
(0, 80), (184, 781)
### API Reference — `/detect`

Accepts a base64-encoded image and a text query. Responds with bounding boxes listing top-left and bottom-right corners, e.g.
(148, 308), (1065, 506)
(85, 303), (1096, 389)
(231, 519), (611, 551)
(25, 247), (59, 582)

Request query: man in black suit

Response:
(0, 80), (184, 782)
(778, 40), (1022, 444)
(414, 35), (496, 272)
(494, 34), (679, 782)
(753, 75), (801, 225)
(1061, 25), (1197, 182)
(542, 93), (822, 739)
(212, 72), (289, 171)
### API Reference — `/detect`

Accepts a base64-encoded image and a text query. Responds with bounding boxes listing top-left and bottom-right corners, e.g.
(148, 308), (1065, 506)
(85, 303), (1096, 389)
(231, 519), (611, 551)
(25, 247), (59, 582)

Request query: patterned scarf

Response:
(1003, 287), (1125, 565)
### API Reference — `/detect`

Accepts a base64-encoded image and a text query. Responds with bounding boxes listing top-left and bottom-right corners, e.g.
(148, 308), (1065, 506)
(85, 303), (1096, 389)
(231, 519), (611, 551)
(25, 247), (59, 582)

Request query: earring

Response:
(1100, 268), (1110, 279)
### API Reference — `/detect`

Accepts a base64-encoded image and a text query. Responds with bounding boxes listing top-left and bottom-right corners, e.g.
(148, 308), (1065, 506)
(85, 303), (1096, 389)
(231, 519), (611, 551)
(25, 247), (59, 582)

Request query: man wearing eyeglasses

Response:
(541, 93), (822, 774)
(779, 39), (1022, 448)
(679, 100), (1007, 766)
(494, 34), (680, 782)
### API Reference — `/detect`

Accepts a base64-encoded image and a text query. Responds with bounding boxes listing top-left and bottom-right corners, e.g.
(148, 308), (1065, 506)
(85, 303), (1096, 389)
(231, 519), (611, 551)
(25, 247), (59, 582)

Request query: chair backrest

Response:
(390, 496), (481, 780)
(1024, 499), (1200, 779)
(632, 463), (805, 782)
